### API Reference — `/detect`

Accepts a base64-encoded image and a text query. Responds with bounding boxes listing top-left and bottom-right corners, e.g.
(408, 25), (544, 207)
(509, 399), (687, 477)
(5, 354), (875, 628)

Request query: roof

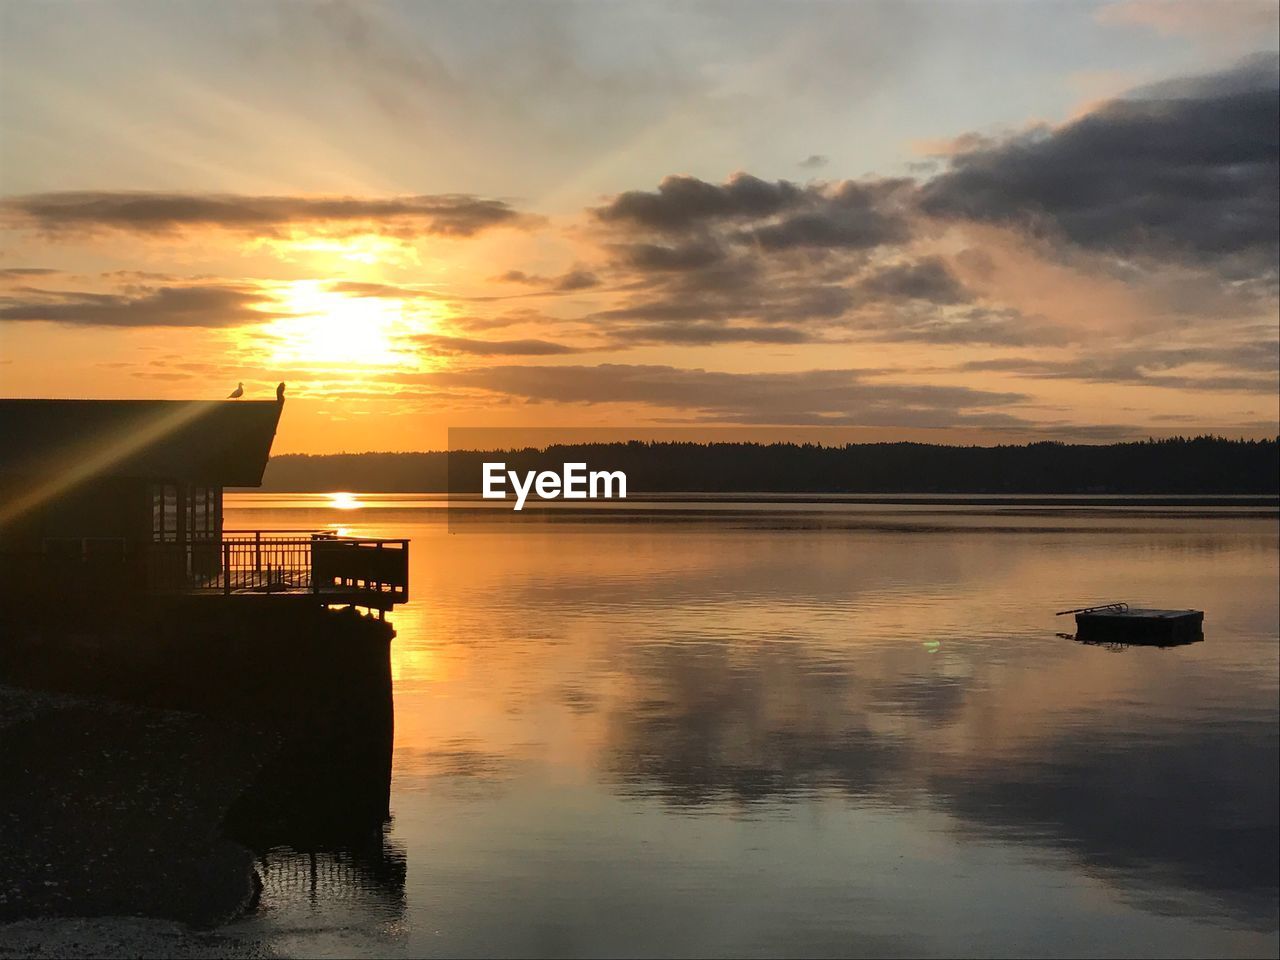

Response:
(0, 399), (283, 487)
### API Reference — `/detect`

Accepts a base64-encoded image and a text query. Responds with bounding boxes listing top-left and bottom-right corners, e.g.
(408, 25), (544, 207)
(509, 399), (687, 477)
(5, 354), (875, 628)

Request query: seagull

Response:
(276, 382), (286, 403)
(227, 382), (244, 399)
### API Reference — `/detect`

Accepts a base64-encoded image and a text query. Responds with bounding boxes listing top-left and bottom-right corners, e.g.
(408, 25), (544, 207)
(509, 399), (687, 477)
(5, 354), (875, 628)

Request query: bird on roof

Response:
(228, 382), (244, 399)
(276, 382), (286, 403)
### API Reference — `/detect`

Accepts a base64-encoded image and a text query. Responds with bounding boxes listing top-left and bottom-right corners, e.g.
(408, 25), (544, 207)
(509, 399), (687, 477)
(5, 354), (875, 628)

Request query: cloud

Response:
(552, 269), (601, 292)
(592, 278), (853, 327)
(425, 363), (1027, 427)
(324, 280), (439, 299)
(920, 56), (1280, 273)
(594, 172), (809, 233)
(0, 283), (278, 327)
(1095, 0), (1280, 44)
(615, 241), (726, 272)
(744, 179), (914, 251)
(963, 342), (1280, 392)
(871, 307), (1070, 346)
(609, 323), (814, 345)
(413, 334), (582, 356)
(588, 176), (918, 343)
(585, 173), (933, 349)
(581, 57), (1280, 361)
(798, 154), (829, 169)
(855, 257), (969, 304)
(584, 174), (1066, 352)
(595, 172), (912, 250)
(491, 267), (601, 291)
(0, 191), (532, 238)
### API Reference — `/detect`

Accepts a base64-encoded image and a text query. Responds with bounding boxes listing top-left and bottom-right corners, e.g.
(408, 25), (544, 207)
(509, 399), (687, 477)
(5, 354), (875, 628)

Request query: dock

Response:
(1058, 602), (1204, 646)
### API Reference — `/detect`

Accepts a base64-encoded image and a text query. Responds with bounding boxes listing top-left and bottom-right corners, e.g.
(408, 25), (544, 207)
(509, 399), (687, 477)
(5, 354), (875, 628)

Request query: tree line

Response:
(257, 436), (1280, 494)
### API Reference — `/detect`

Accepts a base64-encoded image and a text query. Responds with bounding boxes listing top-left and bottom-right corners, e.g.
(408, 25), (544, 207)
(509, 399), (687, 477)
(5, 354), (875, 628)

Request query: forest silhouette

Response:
(259, 436), (1279, 495)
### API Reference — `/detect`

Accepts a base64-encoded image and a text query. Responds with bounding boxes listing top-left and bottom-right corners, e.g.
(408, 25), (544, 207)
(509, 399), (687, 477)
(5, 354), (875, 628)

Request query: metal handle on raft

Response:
(1055, 602), (1129, 616)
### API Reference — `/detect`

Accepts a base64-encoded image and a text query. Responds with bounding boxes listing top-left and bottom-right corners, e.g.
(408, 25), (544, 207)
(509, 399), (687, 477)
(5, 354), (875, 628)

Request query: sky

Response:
(0, 0), (1277, 453)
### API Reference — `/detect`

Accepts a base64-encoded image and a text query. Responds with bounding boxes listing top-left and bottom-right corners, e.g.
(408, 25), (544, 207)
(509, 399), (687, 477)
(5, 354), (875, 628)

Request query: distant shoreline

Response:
(256, 438), (1280, 496)
(231, 491), (1280, 509)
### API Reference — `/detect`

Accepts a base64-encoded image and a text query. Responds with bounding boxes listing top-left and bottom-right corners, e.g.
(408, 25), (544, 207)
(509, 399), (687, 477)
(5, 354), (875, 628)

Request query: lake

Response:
(219, 494), (1279, 958)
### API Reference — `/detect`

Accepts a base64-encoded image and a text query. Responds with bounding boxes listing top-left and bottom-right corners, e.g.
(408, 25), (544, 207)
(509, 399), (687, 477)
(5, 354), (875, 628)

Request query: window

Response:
(187, 485), (216, 541)
(150, 483), (178, 543)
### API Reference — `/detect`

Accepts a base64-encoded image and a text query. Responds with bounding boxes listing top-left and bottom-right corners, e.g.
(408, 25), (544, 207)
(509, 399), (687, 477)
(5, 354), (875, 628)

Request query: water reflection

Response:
(255, 832), (406, 915)
(932, 719), (1278, 928)
(225, 496), (1279, 957)
(222, 650), (407, 926)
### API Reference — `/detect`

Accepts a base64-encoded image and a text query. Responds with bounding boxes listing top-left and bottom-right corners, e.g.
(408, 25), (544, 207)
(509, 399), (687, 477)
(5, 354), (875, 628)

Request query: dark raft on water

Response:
(1057, 602), (1205, 647)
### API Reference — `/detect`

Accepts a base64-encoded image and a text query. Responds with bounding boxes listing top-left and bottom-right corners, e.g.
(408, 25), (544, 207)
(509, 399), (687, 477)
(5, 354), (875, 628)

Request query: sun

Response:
(261, 279), (435, 368)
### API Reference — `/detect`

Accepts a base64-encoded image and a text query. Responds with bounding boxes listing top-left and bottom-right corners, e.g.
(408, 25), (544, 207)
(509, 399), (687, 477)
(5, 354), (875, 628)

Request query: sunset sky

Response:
(1, 0), (1277, 453)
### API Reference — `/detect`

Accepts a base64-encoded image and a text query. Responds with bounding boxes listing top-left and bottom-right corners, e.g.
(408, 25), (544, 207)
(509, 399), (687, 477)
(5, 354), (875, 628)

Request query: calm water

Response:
(220, 494), (1278, 958)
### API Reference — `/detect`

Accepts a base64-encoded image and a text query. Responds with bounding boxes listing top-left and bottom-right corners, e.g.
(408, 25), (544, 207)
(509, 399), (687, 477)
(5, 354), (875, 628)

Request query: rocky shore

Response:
(0, 604), (396, 957)
(0, 684), (280, 933)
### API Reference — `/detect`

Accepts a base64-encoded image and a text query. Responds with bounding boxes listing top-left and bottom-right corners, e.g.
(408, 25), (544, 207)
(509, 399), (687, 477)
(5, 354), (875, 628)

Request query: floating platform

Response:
(1059, 603), (1204, 647)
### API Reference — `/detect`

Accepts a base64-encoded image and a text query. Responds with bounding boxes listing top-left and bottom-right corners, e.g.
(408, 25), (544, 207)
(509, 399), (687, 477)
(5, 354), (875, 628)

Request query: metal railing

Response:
(38, 531), (409, 607)
(218, 533), (316, 592)
(311, 534), (409, 606)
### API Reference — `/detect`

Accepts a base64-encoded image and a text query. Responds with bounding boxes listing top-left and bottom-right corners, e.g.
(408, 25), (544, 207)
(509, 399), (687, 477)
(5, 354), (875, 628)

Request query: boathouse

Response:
(0, 398), (407, 613)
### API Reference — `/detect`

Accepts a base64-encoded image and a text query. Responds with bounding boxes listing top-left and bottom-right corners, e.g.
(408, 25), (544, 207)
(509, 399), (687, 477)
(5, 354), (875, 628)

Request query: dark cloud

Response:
(921, 56), (1280, 272)
(425, 363), (1027, 427)
(0, 267), (59, 279)
(0, 191), (530, 237)
(413, 334), (581, 356)
(616, 241), (726, 272)
(595, 173), (808, 233)
(855, 256), (969, 304)
(596, 173), (912, 253)
(596, 173), (913, 252)
(552, 269), (600, 291)
(578, 59), (1279, 360)
(0, 284), (277, 327)
(746, 211), (900, 251)
(744, 180), (914, 251)
(586, 174), (920, 348)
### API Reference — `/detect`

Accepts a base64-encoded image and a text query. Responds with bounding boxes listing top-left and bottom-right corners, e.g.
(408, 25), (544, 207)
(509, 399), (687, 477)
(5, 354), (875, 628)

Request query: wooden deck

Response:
(29, 530), (409, 614)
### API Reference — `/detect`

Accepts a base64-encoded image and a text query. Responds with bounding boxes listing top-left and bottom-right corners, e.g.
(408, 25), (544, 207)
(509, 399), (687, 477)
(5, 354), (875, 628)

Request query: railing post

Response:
(223, 540), (231, 596)
(254, 531), (262, 584)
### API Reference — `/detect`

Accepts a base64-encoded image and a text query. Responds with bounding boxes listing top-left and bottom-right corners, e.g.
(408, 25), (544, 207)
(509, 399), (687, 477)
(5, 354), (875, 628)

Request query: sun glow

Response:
(328, 492), (361, 510)
(261, 279), (439, 368)
(247, 232), (420, 268)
